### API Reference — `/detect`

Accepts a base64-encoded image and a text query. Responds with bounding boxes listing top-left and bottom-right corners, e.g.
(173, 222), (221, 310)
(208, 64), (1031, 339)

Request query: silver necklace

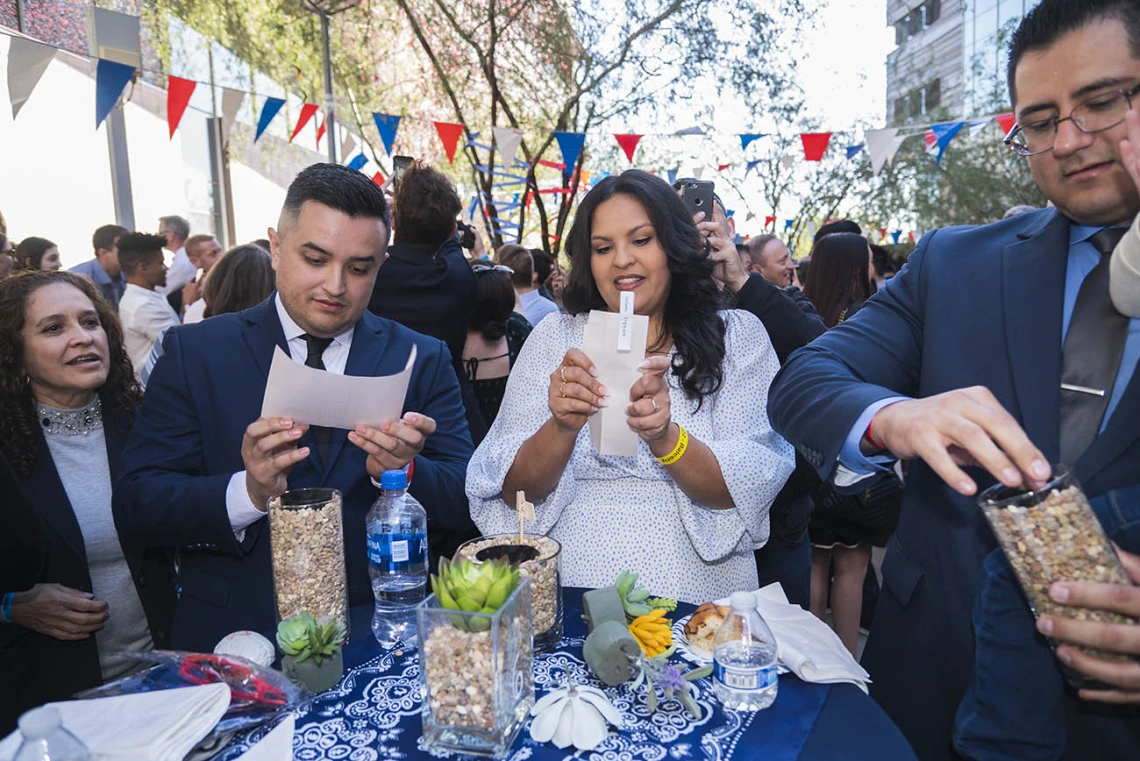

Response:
(37, 396), (103, 436)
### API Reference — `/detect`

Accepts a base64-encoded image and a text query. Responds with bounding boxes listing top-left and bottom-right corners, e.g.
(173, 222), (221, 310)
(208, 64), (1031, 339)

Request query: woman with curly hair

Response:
(0, 271), (174, 731)
(466, 170), (794, 602)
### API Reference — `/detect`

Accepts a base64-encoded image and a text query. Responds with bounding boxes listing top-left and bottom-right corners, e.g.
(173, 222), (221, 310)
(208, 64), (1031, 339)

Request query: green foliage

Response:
(432, 556), (520, 632)
(276, 612), (347, 665)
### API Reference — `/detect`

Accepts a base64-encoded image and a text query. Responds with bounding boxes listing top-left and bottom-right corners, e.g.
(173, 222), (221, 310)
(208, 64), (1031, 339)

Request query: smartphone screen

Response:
(392, 155), (413, 188)
(681, 180), (715, 219)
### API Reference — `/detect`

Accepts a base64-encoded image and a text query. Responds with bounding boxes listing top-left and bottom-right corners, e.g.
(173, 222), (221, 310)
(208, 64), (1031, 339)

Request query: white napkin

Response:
(717, 584), (871, 693)
(235, 715), (294, 761)
(0, 684), (231, 761)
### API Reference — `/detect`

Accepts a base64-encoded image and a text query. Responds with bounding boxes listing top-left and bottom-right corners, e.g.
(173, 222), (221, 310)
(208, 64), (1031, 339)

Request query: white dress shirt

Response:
(159, 246), (197, 295)
(183, 297), (208, 324)
(225, 294), (355, 532)
(119, 284), (182, 380)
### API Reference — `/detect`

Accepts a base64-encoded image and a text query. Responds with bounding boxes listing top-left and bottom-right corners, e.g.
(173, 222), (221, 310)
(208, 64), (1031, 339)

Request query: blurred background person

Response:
(813, 218), (862, 242)
(71, 225), (129, 310)
(0, 270), (173, 733)
(181, 234), (224, 324)
(462, 262), (533, 430)
(497, 244), (558, 327)
(117, 233), (180, 380)
(16, 236), (61, 271)
(746, 234), (795, 286)
(0, 234), (14, 279)
(530, 248), (558, 303)
(157, 215), (194, 315)
(869, 243), (899, 293)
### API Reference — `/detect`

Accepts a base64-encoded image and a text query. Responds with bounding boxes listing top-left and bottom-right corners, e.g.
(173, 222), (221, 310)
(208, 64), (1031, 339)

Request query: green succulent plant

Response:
(276, 612), (347, 665)
(432, 556), (519, 632)
(614, 571), (677, 622)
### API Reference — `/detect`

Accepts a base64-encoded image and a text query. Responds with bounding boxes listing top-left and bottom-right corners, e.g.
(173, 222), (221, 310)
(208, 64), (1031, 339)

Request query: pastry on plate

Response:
(683, 602), (731, 659)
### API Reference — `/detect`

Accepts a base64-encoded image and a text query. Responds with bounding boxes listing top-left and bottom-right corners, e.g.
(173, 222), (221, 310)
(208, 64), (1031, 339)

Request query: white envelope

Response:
(260, 346), (416, 431)
(582, 309), (649, 456)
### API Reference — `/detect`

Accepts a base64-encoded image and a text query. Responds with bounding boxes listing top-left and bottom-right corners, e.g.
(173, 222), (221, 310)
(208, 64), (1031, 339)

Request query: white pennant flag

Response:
(968, 118), (993, 137)
(8, 37), (55, 119)
(780, 155), (796, 169)
(492, 126), (523, 170)
(865, 128), (904, 175)
(341, 132), (357, 159)
(693, 167), (705, 179)
(220, 88), (245, 144)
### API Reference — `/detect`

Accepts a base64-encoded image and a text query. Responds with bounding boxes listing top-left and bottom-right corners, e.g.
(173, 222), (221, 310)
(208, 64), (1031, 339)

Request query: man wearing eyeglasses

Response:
(768, 2), (1140, 759)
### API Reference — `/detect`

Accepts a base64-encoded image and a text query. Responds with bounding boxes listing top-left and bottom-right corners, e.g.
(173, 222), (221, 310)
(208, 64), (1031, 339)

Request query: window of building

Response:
(896, 22), (907, 45)
(925, 0), (941, 25)
(895, 96), (908, 121)
(907, 8), (923, 36)
(925, 79), (941, 111)
(908, 89), (923, 118)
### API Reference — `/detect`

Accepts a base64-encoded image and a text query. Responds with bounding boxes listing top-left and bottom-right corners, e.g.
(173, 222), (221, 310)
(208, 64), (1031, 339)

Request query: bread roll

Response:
(683, 602), (730, 658)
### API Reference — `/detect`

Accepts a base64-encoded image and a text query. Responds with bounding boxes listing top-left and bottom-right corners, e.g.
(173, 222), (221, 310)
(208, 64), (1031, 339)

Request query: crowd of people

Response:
(2, 1), (1140, 758)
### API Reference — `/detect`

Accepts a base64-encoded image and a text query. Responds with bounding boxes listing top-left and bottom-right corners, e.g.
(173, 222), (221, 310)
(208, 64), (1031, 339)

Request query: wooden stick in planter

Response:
(516, 490), (535, 542)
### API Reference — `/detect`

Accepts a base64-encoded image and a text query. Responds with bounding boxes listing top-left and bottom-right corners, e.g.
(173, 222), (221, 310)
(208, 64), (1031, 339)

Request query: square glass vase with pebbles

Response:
(978, 465), (1140, 689)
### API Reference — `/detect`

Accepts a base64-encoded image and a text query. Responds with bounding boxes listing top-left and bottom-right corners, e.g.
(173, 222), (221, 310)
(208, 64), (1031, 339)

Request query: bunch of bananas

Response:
(628, 609), (673, 658)
(432, 556), (519, 632)
(615, 571), (678, 621)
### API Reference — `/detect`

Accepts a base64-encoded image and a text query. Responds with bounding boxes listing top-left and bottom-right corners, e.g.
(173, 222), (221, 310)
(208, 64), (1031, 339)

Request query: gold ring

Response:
(652, 399), (660, 413)
(560, 366), (568, 383)
(559, 381), (567, 398)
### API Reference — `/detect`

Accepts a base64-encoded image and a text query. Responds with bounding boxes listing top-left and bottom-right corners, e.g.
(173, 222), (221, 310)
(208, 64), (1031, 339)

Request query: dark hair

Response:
(530, 248), (552, 286)
(746, 234), (781, 267)
(117, 232), (167, 275)
(1008, 0), (1140, 104)
(0, 271), (141, 476)
(814, 219), (862, 242)
(497, 244), (534, 289)
(796, 258), (811, 290)
(470, 266), (517, 341)
(392, 161), (461, 250)
(282, 162), (391, 232)
(202, 244), (275, 318)
(869, 244), (897, 278)
(158, 215), (190, 241)
(251, 238), (271, 250)
(564, 170), (727, 405)
(92, 224), (129, 255)
(804, 233), (872, 328)
(15, 237), (57, 271)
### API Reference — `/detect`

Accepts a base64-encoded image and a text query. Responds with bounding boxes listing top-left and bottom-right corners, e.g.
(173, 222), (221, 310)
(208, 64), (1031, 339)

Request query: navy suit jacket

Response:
(114, 297), (473, 652)
(768, 209), (1140, 761)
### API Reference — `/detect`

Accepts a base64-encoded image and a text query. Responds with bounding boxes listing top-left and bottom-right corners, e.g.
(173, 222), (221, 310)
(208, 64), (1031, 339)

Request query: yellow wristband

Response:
(656, 424), (689, 466)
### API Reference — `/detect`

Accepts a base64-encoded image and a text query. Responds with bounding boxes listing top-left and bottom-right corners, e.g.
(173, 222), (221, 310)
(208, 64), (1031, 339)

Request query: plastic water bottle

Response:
(13, 706), (91, 761)
(367, 469), (428, 646)
(712, 591), (779, 711)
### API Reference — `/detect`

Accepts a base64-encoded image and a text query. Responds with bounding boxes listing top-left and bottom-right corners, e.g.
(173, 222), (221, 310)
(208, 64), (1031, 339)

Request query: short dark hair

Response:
(93, 224), (129, 255)
(281, 162), (391, 233)
(870, 244), (898, 277)
(202, 244), (275, 318)
(117, 232), (167, 275)
(15, 237), (56, 271)
(814, 219), (862, 242)
(746, 234), (781, 266)
(530, 248), (552, 286)
(470, 265), (517, 341)
(158, 215), (190, 241)
(496, 244), (534, 289)
(392, 162), (461, 250)
(1008, 0), (1140, 104)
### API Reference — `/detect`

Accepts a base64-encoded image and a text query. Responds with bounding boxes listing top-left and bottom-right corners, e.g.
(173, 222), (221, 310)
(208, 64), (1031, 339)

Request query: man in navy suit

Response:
(769, 2), (1140, 758)
(114, 163), (474, 652)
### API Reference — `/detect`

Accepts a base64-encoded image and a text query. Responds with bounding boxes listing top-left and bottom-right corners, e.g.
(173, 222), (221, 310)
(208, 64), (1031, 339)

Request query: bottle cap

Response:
(381, 469), (408, 490)
(729, 591), (757, 611)
(18, 706), (62, 739)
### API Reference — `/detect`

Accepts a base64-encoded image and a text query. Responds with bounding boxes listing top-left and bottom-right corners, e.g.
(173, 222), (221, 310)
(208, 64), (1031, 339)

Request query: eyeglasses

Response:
(472, 264), (514, 275)
(1004, 83), (1140, 157)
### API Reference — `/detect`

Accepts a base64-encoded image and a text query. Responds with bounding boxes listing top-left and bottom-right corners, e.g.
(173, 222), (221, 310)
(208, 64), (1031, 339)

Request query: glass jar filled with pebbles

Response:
(978, 466), (1139, 688)
(268, 488), (349, 635)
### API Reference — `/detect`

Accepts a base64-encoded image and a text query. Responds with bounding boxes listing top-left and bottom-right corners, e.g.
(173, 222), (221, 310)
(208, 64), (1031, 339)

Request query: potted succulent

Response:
(417, 556), (534, 758)
(276, 612), (347, 693)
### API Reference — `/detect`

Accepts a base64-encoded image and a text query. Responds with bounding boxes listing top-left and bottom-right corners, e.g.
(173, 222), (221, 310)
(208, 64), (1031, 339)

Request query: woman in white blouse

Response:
(467, 170), (794, 603)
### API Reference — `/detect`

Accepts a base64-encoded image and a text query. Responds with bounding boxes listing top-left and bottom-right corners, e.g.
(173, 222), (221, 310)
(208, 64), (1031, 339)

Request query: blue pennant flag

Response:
(784, 219), (794, 231)
(468, 196), (479, 219)
(892, 230), (903, 244)
(254, 97), (285, 142)
(95, 59), (135, 128)
(726, 210), (735, 218)
(846, 144), (865, 160)
(346, 153), (368, 171)
(929, 121), (965, 166)
(553, 132), (586, 170)
(745, 159), (762, 175)
(667, 169), (678, 185)
(372, 113), (401, 155)
(740, 134), (767, 151)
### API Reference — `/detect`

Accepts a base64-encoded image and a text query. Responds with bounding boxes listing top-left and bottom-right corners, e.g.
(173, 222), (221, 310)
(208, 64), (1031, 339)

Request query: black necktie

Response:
(302, 333), (334, 463)
(1059, 227), (1129, 464)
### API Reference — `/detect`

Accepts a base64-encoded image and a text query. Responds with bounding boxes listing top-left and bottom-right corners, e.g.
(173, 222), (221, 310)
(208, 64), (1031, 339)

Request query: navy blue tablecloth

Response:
(218, 589), (916, 761)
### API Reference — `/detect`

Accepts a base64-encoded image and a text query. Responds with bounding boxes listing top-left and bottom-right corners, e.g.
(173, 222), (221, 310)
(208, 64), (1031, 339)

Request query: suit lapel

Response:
(1002, 210), (1070, 463)
(320, 314), (392, 479)
(240, 296), (290, 380)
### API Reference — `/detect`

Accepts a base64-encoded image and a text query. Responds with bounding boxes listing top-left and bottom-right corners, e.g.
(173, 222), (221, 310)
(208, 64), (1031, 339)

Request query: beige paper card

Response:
(582, 308), (649, 456)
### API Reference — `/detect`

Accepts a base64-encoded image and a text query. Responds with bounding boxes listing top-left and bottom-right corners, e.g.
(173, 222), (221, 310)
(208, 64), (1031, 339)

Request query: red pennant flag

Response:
(995, 112), (1017, 137)
(537, 159), (566, 170)
(908, 232), (916, 245)
(717, 163), (732, 172)
(291, 103), (319, 142)
(316, 114), (327, 146)
(614, 134), (642, 164)
(433, 121), (464, 164)
(879, 228), (888, 241)
(166, 76), (197, 138)
(800, 133), (833, 161)
(371, 172), (385, 187)
(764, 215), (777, 229)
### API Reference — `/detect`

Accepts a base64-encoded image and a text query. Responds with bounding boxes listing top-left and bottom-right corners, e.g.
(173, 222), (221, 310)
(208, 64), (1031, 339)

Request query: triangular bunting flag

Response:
(291, 103), (319, 142)
(316, 114), (327, 146)
(254, 97), (285, 143)
(746, 159), (761, 175)
(968, 117), (993, 137)
(372, 113), (401, 155)
(614, 134), (642, 164)
(995, 112), (1017, 137)
(492, 126), (523, 169)
(746, 212), (756, 222)
(347, 153), (368, 171)
(553, 132), (586, 170)
(865, 128), (900, 175)
(764, 215), (777, 228)
(717, 163), (732, 171)
(693, 167), (705, 180)
(95, 59), (135, 128)
(372, 172), (385, 187)
(780, 155), (797, 169)
(930, 121), (965, 166)
(880, 228), (888, 241)
(784, 219), (794, 231)
(924, 130), (939, 154)
(892, 230), (903, 244)
(342, 132), (357, 159)
(667, 169), (678, 185)
(845, 144), (864, 160)
(676, 126), (706, 136)
(220, 88), (244, 144)
(8, 37), (55, 119)
(740, 134), (767, 151)
(166, 75), (196, 138)
(800, 133), (833, 161)
(908, 232), (916, 245)
(433, 121), (464, 164)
